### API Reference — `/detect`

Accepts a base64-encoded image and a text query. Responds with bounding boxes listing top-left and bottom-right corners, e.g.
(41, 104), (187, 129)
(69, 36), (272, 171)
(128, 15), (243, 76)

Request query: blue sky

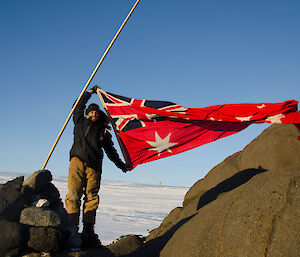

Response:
(0, 0), (299, 187)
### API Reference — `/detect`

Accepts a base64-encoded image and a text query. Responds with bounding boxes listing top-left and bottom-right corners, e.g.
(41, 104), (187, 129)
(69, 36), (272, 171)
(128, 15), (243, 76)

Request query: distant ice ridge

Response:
(0, 172), (188, 245)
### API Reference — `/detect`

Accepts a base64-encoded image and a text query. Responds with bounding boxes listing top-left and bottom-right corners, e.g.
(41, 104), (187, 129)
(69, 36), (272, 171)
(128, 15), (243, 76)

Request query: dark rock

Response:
(239, 123), (300, 171)
(146, 207), (182, 242)
(21, 253), (49, 257)
(0, 176), (31, 221)
(27, 226), (65, 252)
(183, 124), (300, 208)
(0, 220), (28, 257)
(108, 235), (143, 256)
(81, 233), (102, 249)
(39, 183), (61, 206)
(23, 170), (52, 193)
(50, 247), (115, 257)
(20, 207), (61, 227)
(140, 124), (300, 257)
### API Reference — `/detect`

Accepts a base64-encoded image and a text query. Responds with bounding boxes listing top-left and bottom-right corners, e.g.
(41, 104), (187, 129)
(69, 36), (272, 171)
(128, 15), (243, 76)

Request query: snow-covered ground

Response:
(0, 172), (188, 245)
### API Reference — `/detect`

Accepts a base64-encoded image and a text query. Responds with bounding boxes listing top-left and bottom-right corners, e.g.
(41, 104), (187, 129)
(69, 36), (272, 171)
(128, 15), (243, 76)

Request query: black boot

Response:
(82, 223), (102, 248)
(68, 213), (79, 231)
(83, 210), (96, 225)
(82, 223), (95, 234)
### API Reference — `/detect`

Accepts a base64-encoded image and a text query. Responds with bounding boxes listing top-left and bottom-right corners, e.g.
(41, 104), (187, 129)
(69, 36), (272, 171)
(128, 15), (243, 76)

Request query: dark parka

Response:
(70, 92), (125, 171)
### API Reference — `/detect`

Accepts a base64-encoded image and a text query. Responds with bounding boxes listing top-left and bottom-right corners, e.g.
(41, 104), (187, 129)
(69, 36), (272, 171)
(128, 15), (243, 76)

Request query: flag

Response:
(99, 89), (300, 169)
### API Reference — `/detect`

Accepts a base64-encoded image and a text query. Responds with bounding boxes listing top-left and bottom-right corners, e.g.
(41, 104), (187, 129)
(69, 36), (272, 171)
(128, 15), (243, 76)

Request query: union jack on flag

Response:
(100, 90), (188, 132)
(98, 89), (300, 170)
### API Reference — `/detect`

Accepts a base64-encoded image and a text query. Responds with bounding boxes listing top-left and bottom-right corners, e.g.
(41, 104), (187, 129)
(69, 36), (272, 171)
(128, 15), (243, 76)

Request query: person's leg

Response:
(81, 165), (102, 247)
(65, 157), (85, 228)
(82, 165), (101, 228)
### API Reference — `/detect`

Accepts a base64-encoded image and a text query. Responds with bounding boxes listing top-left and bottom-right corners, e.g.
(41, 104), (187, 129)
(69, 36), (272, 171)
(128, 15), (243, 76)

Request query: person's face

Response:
(88, 110), (100, 122)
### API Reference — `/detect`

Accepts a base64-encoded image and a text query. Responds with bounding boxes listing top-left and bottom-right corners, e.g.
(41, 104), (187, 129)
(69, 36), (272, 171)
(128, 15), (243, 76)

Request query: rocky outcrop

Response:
(127, 124), (300, 257)
(0, 170), (78, 256)
(20, 207), (62, 227)
(27, 226), (65, 253)
(0, 176), (31, 222)
(23, 170), (52, 193)
(107, 235), (144, 256)
(0, 220), (28, 257)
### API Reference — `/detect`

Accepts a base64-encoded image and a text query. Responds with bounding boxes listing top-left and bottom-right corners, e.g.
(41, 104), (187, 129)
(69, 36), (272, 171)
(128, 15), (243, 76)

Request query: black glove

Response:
(88, 85), (100, 94)
(120, 163), (130, 173)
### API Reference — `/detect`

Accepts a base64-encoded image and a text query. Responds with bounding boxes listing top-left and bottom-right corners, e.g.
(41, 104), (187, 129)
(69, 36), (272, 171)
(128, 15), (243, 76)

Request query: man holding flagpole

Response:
(65, 85), (129, 247)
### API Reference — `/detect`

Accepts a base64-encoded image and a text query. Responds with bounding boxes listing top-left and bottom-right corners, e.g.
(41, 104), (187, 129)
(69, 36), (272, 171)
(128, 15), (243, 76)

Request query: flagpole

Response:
(41, 0), (140, 170)
(96, 88), (132, 167)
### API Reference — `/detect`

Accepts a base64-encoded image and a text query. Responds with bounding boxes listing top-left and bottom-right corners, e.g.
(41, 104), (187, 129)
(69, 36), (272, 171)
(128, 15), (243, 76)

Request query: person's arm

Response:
(73, 92), (92, 124)
(102, 131), (129, 172)
(72, 86), (100, 123)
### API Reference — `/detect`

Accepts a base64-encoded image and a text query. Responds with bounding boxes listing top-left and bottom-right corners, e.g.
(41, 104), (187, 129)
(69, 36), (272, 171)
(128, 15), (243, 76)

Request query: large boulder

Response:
(0, 220), (28, 257)
(38, 182), (61, 206)
(27, 226), (66, 253)
(23, 170), (52, 193)
(108, 235), (144, 256)
(0, 176), (31, 221)
(20, 207), (61, 227)
(183, 123), (300, 208)
(132, 124), (300, 257)
(0, 172), (81, 255)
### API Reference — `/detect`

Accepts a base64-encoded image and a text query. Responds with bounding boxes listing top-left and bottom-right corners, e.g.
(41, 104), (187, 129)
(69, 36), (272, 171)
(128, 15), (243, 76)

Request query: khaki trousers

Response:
(65, 157), (101, 223)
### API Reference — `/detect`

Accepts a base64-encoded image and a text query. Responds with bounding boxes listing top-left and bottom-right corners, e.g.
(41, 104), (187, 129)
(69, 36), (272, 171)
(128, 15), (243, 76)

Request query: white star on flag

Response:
(266, 114), (285, 123)
(236, 115), (252, 122)
(146, 132), (178, 155)
(257, 104), (266, 109)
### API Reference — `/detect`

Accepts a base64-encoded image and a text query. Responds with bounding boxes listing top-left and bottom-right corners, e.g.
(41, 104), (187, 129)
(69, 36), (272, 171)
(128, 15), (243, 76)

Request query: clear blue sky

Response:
(0, 0), (299, 187)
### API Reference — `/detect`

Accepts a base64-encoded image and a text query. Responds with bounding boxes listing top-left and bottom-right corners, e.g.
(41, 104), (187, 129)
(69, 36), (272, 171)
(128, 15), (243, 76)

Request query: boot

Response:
(83, 210), (96, 225)
(68, 213), (79, 231)
(82, 223), (95, 234)
(82, 223), (102, 248)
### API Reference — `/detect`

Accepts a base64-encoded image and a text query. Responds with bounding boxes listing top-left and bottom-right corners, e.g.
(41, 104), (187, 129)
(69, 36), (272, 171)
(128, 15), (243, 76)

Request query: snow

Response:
(0, 172), (188, 245)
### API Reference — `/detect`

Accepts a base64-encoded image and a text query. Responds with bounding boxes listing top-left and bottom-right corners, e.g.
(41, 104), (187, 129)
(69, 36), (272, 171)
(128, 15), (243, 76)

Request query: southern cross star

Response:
(266, 113), (285, 123)
(236, 115), (252, 122)
(146, 131), (178, 155)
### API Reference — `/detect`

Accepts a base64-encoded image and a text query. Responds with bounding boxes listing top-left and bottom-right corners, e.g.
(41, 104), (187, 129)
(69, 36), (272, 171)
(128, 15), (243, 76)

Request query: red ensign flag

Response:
(99, 89), (300, 170)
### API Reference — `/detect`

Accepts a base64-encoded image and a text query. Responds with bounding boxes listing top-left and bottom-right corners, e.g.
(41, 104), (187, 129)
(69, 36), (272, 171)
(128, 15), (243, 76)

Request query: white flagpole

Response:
(42, 0), (141, 170)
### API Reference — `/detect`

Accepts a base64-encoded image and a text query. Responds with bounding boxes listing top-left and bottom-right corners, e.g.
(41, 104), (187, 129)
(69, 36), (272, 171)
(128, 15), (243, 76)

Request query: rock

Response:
(38, 182), (60, 206)
(183, 123), (300, 208)
(22, 245), (116, 257)
(183, 151), (241, 207)
(146, 207), (182, 242)
(0, 220), (28, 257)
(23, 170), (52, 193)
(239, 123), (300, 171)
(27, 226), (65, 253)
(157, 171), (300, 257)
(137, 124), (300, 257)
(20, 207), (61, 227)
(0, 176), (31, 221)
(50, 247), (116, 257)
(108, 235), (144, 256)
(0, 171), (79, 255)
(21, 253), (50, 257)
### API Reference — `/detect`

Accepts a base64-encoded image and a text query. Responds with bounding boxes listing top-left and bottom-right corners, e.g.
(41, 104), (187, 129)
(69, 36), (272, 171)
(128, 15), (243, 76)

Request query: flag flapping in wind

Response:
(98, 89), (300, 170)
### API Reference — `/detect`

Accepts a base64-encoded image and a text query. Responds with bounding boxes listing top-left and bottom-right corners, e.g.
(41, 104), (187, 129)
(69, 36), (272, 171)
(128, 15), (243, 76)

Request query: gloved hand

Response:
(88, 85), (100, 94)
(120, 163), (131, 173)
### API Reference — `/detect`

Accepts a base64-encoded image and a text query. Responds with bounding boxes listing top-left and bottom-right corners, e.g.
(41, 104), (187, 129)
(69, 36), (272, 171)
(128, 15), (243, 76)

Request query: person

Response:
(65, 85), (128, 246)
